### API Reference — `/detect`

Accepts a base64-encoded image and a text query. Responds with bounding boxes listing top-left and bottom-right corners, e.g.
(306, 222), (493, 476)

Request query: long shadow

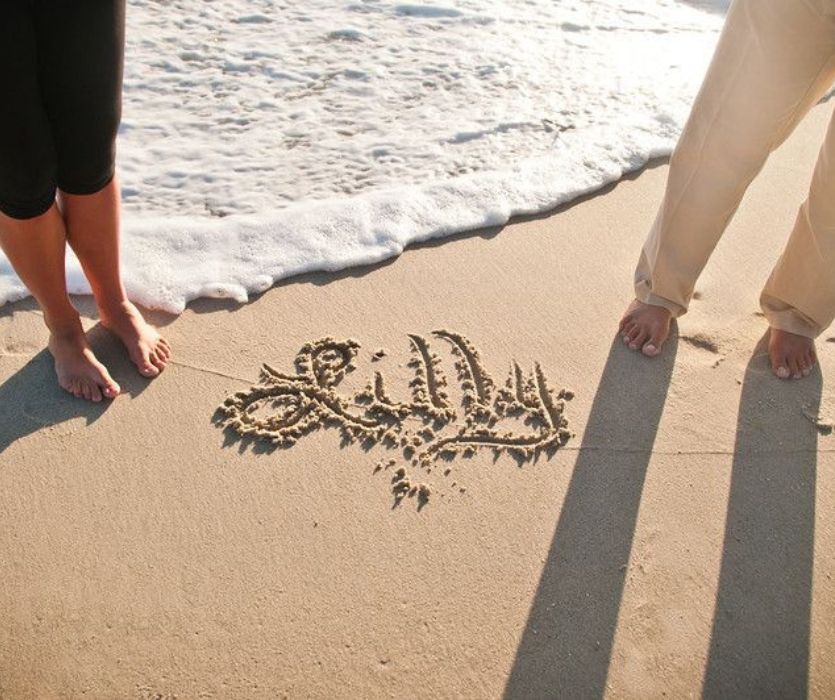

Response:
(703, 336), (819, 698)
(0, 323), (151, 455)
(504, 332), (678, 699)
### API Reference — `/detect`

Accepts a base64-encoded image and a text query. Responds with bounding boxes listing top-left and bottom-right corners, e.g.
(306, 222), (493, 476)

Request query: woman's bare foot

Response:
(618, 299), (673, 357)
(99, 300), (172, 378)
(47, 317), (121, 402)
(768, 328), (816, 380)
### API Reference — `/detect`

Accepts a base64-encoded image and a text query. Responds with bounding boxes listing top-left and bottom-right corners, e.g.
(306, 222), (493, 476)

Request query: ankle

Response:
(42, 306), (83, 337)
(97, 296), (134, 319)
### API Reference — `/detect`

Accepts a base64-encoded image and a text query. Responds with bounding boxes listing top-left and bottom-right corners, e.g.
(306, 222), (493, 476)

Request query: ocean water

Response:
(0, 0), (724, 313)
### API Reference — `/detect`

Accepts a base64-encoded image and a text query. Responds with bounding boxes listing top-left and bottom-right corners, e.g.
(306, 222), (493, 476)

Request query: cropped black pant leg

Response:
(0, 0), (125, 220)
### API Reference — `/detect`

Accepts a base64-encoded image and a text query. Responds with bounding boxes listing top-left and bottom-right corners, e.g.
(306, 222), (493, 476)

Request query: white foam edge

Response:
(0, 123), (673, 315)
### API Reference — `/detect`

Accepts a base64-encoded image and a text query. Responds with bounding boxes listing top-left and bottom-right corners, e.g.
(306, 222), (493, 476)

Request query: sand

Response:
(1, 101), (834, 698)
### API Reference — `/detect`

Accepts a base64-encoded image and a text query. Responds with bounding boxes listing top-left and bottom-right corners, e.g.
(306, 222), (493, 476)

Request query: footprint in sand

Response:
(680, 333), (720, 354)
(680, 332), (725, 369)
(216, 330), (574, 507)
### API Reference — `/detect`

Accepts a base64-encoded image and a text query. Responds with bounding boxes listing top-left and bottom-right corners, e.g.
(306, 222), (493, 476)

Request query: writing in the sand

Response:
(217, 330), (573, 504)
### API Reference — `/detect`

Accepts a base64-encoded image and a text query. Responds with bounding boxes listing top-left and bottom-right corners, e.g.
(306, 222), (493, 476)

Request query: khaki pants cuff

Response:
(760, 293), (822, 339)
(634, 284), (687, 318)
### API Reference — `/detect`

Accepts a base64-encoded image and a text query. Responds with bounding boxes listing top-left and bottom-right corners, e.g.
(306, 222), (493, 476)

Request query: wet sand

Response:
(0, 102), (833, 698)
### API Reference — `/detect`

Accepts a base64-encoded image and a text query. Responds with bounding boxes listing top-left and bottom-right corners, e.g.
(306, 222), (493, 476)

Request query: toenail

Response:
(776, 367), (790, 379)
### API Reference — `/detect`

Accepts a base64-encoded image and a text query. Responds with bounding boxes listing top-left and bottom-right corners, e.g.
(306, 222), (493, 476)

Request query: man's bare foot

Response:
(99, 300), (172, 378)
(768, 328), (816, 380)
(47, 319), (121, 402)
(618, 299), (673, 357)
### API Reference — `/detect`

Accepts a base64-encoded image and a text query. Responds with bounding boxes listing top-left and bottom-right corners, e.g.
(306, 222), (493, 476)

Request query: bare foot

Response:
(100, 300), (172, 378)
(618, 299), (673, 357)
(768, 328), (816, 380)
(47, 320), (121, 402)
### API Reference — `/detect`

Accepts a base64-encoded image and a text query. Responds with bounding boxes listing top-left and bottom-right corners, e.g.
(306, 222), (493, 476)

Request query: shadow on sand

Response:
(504, 333), (678, 698)
(503, 333), (820, 698)
(703, 335), (819, 698)
(0, 321), (152, 455)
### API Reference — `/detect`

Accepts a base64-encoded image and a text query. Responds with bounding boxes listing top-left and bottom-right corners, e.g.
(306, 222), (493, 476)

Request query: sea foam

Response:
(0, 0), (723, 313)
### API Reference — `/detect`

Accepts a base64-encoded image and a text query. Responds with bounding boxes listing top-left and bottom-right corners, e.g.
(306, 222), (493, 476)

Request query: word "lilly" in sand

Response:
(217, 330), (574, 504)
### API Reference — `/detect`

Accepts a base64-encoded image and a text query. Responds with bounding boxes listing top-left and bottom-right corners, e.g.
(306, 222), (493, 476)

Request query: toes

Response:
(629, 328), (649, 351)
(768, 342), (787, 379)
(787, 356), (802, 380)
(89, 383), (103, 402)
(624, 324), (641, 346)
(138, 350), (160, 377)
(621, 322), (636, 343)
(92, 362), (121, 399)
(642, 329), (666, 358)
(150, 348), (166, 371)
(770, 352), (790, 379)
(771, 352), (790, 379)
(80, 382), (92, 401)
(130, 344), (161, 377)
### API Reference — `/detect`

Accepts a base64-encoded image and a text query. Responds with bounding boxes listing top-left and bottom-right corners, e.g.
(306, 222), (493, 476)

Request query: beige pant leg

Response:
(635, 0), (835, 317)
(761, 106), (835, 337)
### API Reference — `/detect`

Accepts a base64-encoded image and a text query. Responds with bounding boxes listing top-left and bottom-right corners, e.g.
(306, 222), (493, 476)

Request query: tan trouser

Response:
(635, 0), (835, 338)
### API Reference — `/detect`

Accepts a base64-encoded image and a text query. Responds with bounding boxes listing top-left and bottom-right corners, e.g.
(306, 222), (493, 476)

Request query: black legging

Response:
(0, 0), (125, 220)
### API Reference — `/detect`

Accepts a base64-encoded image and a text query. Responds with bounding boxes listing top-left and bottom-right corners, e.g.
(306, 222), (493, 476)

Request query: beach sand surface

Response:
(1, 102), (833, 699)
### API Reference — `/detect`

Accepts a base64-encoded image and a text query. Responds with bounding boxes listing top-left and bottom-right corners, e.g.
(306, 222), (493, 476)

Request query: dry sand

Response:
(1, 102), (834, 699)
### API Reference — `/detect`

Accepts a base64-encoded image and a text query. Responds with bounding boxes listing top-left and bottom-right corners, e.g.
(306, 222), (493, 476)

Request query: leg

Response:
(761, 104), (835, 378)
(0, 1), (118, 401)
(623, 0), (835, 356)
(0, 207), (120, 401)
(34, 0), (170, 377)
(60, 182), (171, 377)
